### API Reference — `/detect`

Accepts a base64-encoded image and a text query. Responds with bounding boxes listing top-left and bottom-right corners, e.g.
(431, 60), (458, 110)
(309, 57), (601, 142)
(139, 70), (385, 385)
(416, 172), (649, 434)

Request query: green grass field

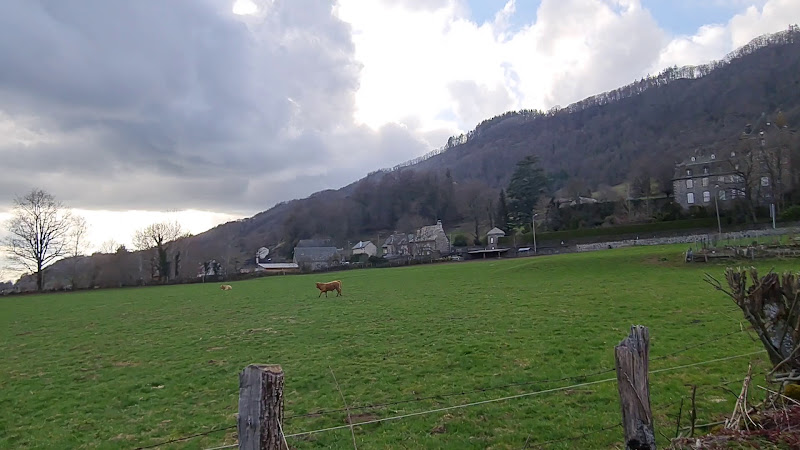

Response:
(0, 245), (792, 449)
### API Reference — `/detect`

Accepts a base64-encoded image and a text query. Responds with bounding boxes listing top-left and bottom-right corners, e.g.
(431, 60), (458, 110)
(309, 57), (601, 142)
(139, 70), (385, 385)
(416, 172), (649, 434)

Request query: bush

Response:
(452, 234), (469, 247)
(780, 205), (800, 221)
(368, 255), (388, 265)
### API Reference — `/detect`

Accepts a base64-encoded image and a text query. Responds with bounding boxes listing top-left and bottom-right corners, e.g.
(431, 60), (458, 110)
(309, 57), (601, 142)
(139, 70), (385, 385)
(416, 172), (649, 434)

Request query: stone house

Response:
(672, 117), (793, 210)
(409, 220), (450, 257)
(382, 233), (411, 257)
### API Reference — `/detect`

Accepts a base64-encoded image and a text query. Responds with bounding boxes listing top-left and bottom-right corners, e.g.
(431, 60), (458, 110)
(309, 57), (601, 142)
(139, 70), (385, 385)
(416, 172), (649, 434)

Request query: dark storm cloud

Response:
(0, 0), (428, 212)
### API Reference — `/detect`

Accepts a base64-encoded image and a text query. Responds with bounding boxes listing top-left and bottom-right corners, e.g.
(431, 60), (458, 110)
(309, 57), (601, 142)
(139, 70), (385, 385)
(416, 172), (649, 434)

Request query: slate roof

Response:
(411, 221), (444, 242)
(382, 233), (406, 247)
(487, 227), (506, 237)
(293, 247), (339, 262)
(352, 240), (374, 250)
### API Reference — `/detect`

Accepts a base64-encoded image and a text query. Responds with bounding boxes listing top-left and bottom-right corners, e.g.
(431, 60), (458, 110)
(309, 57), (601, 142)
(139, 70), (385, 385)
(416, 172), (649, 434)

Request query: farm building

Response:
(292, 246), (342, 271)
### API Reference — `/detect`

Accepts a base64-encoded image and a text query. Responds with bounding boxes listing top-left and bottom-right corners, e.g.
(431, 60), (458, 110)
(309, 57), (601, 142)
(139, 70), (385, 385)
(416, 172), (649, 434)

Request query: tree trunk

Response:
(36, 262), (43, 291)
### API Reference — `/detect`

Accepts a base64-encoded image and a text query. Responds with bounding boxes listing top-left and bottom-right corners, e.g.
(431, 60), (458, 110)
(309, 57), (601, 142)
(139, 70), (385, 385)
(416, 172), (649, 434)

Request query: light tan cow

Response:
(315, 280), (342, 297)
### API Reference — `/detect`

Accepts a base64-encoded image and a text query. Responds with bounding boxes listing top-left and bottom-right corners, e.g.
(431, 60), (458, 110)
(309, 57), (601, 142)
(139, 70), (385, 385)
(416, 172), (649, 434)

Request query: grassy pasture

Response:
(0, 245), (792, 449)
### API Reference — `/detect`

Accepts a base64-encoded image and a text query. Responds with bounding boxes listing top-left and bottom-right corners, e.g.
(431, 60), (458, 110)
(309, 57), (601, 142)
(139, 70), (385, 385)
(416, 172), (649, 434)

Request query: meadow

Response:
(0, 245), (792, 449)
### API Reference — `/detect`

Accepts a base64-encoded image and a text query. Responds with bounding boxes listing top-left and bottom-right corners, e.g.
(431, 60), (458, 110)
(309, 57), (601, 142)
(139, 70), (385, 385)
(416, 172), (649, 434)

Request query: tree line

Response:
(1, 188), (193, 291)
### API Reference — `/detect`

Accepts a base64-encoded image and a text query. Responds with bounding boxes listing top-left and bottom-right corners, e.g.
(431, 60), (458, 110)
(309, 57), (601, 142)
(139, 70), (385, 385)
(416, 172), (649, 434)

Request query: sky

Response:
(1, 0), (799, 279)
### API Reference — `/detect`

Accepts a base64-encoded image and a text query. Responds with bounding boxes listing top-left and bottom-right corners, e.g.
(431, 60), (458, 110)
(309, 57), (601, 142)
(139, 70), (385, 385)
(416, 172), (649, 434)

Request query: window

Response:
(703, 191), (710, 203)
(687, 193), (695, 204)
(734, 164), (739, 170)
(711, 154), (716, 160)
(686, 179), (694, 188)
(686, 169), (693, 176)
(761, 176), (770, 187)
(719, 190), (726, 200)
(702, 177), (709, 187)
(691, 156), (696, 162)
(718, 176), (725, 183)
(490, 237), (494, 244)
(703, 166), (710, 175)
(731, 151), (736, 157)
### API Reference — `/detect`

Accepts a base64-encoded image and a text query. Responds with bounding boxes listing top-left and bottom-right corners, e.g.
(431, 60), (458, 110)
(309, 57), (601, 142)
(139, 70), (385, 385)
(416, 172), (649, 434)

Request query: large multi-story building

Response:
(672, 116), (792, 210)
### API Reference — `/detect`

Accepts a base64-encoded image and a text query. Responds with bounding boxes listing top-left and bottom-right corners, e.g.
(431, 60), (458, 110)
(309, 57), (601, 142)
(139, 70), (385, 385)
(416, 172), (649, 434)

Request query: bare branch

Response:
(2, 188), (75, 291)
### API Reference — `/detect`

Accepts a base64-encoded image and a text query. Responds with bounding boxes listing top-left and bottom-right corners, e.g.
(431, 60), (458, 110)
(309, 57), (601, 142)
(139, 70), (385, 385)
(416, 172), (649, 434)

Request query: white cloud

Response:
(337, 0), (665, 131)
(74, 209), (241, 252)
(1, 0), (799, 272)
(653, 0), (800, 72)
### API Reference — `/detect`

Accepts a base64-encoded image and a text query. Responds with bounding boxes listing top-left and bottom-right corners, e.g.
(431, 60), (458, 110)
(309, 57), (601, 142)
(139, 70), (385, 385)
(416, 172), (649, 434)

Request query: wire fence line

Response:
(134, 425), (236, 450)
(138, 328), (754, 449)
(202, 349), (765, 449)
(286, 327), (749, 421)
(283, 350), (765, 439)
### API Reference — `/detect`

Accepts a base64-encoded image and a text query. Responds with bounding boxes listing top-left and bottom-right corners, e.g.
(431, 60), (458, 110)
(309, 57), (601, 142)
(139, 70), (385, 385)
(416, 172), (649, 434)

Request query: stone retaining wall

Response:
(576, 226), (800, 252)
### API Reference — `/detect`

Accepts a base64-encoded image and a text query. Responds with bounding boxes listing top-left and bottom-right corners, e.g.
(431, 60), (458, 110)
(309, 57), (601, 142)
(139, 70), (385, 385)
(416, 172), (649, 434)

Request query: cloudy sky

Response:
(1, 0), (799, 264)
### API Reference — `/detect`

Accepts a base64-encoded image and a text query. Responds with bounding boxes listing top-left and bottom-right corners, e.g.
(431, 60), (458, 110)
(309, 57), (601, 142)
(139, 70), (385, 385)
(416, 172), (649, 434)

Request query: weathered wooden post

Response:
(238, 364), (285, 450)
(615, 325), (656, 450)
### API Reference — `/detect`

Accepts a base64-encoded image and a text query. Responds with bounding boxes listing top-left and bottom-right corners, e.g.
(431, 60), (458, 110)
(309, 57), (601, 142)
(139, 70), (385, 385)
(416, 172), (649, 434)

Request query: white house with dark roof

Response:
(352, 240), (377, 257)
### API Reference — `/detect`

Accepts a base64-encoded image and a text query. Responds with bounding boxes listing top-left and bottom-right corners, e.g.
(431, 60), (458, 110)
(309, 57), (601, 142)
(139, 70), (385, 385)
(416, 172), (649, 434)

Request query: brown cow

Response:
(220, 284), (233, 291)
(315, 280), (342, 297)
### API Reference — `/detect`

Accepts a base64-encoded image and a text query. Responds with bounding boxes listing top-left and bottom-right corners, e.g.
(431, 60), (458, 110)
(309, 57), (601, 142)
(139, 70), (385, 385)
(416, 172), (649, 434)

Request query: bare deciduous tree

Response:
(2, 188), (73, 291)
(65, 215), (91, 289)
(133, 221), (184, 282)
(99, 239), (119, 254)
(68, 216), (90, 257)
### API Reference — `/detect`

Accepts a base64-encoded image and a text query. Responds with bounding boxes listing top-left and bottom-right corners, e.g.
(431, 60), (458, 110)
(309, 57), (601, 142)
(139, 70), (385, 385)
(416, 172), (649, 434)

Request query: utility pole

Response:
(714, 185), (722, 239)
(532, 212), (538, 254)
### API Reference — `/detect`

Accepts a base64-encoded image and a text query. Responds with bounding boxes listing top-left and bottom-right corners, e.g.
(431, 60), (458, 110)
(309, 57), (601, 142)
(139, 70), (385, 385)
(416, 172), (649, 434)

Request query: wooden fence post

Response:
(615, 325), (656, 450)
(238, 364), (284, 450)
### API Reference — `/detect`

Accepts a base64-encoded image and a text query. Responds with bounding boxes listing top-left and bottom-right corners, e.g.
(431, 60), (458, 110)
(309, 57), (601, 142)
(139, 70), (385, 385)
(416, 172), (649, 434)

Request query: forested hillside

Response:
(16, 27), (800, 290)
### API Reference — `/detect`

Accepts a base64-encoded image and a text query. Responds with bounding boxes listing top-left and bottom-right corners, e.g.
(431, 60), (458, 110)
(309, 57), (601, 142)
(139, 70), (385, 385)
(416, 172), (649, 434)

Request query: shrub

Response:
(780, 205), (800, 221)
(452, 234), (469, 247)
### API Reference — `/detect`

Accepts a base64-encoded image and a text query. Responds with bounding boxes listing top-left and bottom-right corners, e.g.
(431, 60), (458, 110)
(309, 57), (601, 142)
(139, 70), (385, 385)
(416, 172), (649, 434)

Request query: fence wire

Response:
(142, 329), (756, 449)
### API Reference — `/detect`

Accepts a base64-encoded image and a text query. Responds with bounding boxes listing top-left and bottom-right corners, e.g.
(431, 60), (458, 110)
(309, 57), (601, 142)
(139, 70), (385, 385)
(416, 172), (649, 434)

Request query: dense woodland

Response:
(8, 27), (800, 290)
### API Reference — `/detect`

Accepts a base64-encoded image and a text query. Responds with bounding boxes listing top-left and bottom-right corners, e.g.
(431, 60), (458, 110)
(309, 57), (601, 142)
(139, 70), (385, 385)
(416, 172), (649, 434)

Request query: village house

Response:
(382, 233), (411, 257)
(351, 240), (377, 257)
(409, 220), (450, 257)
